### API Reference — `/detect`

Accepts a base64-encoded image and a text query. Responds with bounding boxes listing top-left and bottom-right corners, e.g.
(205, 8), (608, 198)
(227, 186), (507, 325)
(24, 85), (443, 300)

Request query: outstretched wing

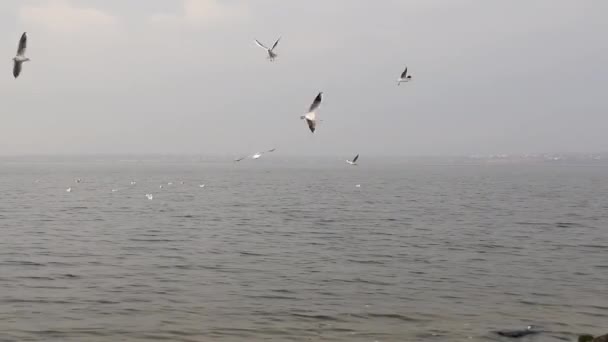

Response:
(400, 66), (408, 79)
(271, 37), (281, 51)
(13, 60), (22, 78)
(254, 39), (269, 50)
(266, 148), (276, 153)
(16, 32), (27, 56)
(306, 119), (316, 133)
(352, 154), (359, 163)
(308, 92), (323, 112)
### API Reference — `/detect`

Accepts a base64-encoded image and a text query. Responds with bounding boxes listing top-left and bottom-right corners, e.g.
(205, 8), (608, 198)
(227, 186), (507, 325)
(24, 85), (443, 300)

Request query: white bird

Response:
(75, 178), (81, 183)
(159, 185), (163, 189)
(146, 194), (153, 200)
(300, 92), (323, 133)
(355, 184), (361, 188)
(130, 181), (137, 185)
(167, 182), (173, 186)
(397, 66), (412, 85)
(254, 37), (281, 61)
(252, 152), (263, 159)
(199, 184), (205, 188)
(111, 189), (119, 192)
(346, 154), (359, 165)
(66, 187), (72, 192)
(13, 32), (30, 79)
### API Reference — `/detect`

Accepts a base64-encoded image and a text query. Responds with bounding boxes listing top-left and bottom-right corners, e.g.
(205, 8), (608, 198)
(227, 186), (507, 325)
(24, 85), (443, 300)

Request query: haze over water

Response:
(1, 158), (606, 341)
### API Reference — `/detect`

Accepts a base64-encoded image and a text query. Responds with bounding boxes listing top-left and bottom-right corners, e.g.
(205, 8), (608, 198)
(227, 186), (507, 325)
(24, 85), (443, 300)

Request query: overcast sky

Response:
(0, 0), (606, 156)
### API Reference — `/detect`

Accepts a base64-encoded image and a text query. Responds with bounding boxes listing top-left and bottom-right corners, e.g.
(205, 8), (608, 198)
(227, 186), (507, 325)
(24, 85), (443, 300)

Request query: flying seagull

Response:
(254, 37), (281, 61)
(13, 32), (30, 79)
(300, 92), (323, 133)
(146, 194), (154, 200)
(252, 148), (276, 159)
(234, 156), (246, 162)
(397, 66), (412, 85)
(346, 154), (359, 165)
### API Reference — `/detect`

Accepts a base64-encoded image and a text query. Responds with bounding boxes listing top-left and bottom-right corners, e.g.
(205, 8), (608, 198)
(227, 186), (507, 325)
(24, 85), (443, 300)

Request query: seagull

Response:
(111, 189), (119, 193)
(159, 185), (163, 189)
(130, 181), (137, 185)
(146, 194), (153, 200)
(397, 66), (412, 85)
(66, 187), (72, 192)
(234, 156), (246, 162)
(346, 154), (359, 166)
(300, 92), (323, 133)
(254, 37), (281, 61)
(251, 148), (275, 160)
(13, 32), (30, 79)
(199, 184), (205, 188)
(75, 178), (82, 183)
(495, 326), (539, 338)
(167, 182), (173, 186)
(355, 184), (361, 188)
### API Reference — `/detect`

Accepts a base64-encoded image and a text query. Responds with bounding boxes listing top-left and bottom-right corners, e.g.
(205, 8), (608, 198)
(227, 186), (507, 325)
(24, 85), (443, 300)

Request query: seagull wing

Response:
(308, 92), (323, 112)
(271, 37), (281, 51)
(266, 148), (276, 153)
(13, 60), (22, 78)
(254, 39), (269, 50)
(16, 32), (27, 56)
(306, 119), (316, 133)
(400, 67), (408, 79)
(352, 154), (359, 163)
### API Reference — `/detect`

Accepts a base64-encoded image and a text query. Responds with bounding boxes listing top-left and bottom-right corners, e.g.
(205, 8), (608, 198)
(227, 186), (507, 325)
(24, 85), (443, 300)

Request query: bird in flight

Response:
(13, 32), (30, 79)
(300, 92), (323, 133)
(346, 154), (359, 165)
(397, 66), (412, 85)
(254, 37), (281, 61)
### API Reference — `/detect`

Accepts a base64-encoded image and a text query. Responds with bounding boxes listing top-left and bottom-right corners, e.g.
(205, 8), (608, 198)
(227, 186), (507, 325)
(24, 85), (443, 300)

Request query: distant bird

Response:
(495, 326), (539, 338)
(66, 187), (72, 193)
(167, 182), (173, 186)
(13, 32), (30, 78)
(251, 148), (276, 160)
(180, 181), (185, 185)
(111, 189), (119, 193)
(146, 194), (153, 200)
(397, 66), (412, 85)
(159, 185), (163, 189)
(130, 181), (137, 185)
(199, 184), (205, 188)
(346, 154), (359, 165)
(75, 178), (81, 183)
(254, 37), (281, 61)
(355, 184), (361, 188)
(300, 92), (323, 133)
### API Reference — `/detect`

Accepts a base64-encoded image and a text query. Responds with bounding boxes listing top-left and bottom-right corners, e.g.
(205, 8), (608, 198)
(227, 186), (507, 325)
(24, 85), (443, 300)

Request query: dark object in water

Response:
(579, 334), (608, 342)
(495, 326), (540, 338)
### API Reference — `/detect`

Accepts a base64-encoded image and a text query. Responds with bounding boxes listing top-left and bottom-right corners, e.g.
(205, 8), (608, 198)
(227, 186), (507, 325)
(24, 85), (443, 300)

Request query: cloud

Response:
(149, 0), (248, 28)
(19, 0), (118, 34)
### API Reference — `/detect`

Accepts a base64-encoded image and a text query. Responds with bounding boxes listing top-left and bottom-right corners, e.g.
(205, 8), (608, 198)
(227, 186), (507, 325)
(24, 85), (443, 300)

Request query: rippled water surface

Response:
(1, 159), (607, 341)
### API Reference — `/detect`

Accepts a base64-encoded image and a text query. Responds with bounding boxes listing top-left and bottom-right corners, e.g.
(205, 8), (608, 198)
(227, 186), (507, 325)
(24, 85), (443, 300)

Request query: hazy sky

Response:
(0, 0), (606, 156)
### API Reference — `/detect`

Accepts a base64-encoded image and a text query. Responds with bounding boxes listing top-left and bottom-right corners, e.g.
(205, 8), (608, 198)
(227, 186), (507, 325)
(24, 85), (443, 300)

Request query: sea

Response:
(0, 157), (606, 341)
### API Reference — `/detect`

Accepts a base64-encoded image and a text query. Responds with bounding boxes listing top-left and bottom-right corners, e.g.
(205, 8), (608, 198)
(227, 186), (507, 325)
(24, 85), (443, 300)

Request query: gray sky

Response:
(0, 0), (606, 156)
